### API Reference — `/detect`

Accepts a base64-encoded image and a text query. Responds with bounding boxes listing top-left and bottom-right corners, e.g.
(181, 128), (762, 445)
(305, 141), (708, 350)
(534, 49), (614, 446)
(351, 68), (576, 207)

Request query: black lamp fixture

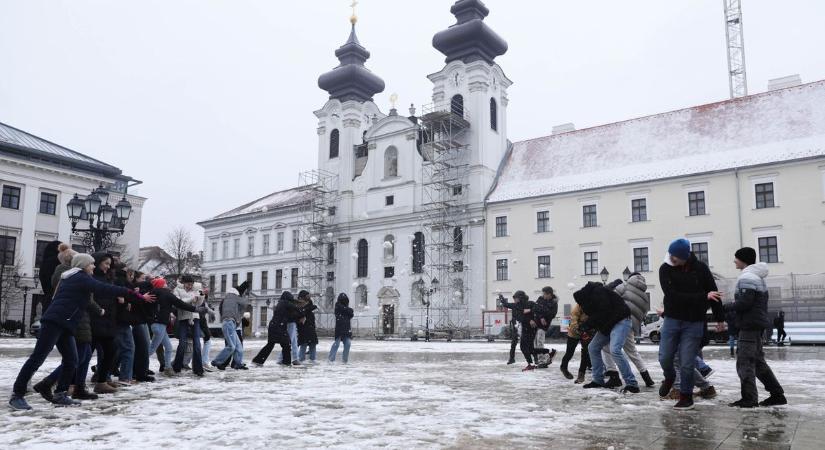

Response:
(623, 266), (632, 281)
(600, 267), (610, 284)
(67, 184), (132, 252)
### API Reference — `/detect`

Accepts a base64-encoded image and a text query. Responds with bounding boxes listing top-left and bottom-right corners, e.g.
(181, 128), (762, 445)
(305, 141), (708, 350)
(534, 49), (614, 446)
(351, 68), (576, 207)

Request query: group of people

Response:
(506, 238), (788, 411)
(8, 241), (357, 411)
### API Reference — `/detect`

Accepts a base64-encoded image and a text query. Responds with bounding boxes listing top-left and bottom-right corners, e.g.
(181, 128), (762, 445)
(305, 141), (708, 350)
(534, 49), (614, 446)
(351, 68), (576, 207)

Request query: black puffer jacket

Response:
(298, 301), (319, 345)
(573, 282), (631, 336)
(534, 297), (559, 331)
(724, 263), (771, 331)
(334, 300), (354, 339)
(270, 292), (304, 338)
(150, 287), (197, 325)
(659, 253), (718, 323)
(89, 259), (118, 338)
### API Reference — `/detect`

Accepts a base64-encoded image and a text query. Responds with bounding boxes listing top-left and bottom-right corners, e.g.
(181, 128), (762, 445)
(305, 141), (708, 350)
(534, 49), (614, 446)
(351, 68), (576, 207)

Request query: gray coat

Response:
(220, 289), (249, 324)
(615, 274), (649, 331)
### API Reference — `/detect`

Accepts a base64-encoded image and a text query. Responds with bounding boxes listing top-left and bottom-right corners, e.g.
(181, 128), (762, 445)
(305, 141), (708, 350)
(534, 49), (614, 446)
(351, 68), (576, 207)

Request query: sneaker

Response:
(252, 362), (264, 368)
(698, 366), (714, 379)
(71, 385), (98, 400)
(521, 364), (536, 372)
(759, 394), (787, 407)
(232, 364), (249, 370)
(729, 399), (758, 408)
(621, 385), (640, 394)
(640, 370), (655, 388)
(506, 358), (516, 365)
(698, 386), (717, 400)
(136, 376), (156, 382)
(582, 381), (606, 389)
(9, 395), (32, 411)
(203, 366), (215, 373)
(674, 393), (694, 410)
(291, 360), (301, 366)
(211, 360), (227, 371)
(51, 392), (81, 407)
(33, 378), (55, 403)
(659, 378), (675, 398)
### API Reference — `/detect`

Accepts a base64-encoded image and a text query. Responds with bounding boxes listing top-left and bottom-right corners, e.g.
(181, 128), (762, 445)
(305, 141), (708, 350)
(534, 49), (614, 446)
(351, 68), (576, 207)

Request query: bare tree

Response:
(0, 256), (24, 328)
(163, 226), (200, 279)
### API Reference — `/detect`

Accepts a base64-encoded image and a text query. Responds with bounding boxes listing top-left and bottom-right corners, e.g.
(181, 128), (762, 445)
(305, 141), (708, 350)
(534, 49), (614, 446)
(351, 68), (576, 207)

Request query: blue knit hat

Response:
(668, 238), (691, 261)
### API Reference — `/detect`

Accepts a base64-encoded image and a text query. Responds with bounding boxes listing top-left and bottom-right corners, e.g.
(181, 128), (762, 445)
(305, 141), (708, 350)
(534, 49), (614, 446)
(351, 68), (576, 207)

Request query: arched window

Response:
(490, 98), (498, 131)
(411, 279), (425, 306)
(412, 232), (425, 274)
(451, 94), (464, 118)
(384, 146), (398, 178)
(383, 235), (395, 259)
(453, 227), (463, 253)
(357, 238), (368, 278)
(356, 284), (368, 307)
(329, 129), (340, 159)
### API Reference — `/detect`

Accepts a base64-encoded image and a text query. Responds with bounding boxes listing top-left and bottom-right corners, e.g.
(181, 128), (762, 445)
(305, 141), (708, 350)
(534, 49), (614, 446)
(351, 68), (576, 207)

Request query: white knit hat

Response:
(71, 253), (95, 269)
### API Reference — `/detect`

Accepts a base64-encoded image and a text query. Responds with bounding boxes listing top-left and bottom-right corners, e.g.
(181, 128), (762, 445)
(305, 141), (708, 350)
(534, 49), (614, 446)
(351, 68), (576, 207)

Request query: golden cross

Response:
(390, 93), (398, 109)
(350, 0), (358, 17)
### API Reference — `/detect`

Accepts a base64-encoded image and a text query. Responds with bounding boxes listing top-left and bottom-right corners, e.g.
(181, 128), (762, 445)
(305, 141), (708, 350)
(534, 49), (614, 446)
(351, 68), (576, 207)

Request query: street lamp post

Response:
(623, 266), (632, 281)
(421, 277), (439, 342)
(67, 184), (132, 252)
(600, 267), (610, 284)
(14, 273), (39, 338)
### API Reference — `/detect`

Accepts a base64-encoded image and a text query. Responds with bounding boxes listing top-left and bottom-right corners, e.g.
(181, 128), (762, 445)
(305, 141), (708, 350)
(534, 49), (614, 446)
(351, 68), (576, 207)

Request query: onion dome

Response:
(318, 21), (385, 103)
(432, 0), (508, 65)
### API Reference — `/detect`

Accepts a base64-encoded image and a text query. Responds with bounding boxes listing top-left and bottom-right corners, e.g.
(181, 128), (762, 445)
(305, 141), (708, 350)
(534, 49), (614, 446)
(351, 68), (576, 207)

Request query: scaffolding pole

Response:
(297, 169), (339, 314)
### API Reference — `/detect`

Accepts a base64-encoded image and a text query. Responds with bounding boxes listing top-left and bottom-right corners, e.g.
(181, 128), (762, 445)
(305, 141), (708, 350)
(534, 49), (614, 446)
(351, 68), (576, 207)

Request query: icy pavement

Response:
(1, 338), (824, 449)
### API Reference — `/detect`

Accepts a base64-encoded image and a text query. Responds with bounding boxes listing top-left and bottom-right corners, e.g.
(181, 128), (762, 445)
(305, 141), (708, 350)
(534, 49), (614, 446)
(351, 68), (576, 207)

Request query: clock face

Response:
(452, 71), (464, 87)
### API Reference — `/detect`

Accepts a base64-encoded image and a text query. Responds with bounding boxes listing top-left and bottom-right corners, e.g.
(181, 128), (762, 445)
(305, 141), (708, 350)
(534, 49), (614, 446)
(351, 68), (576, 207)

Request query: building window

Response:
(231, 273), (238, 288)
(631, 198), (647, 222)
(384, 146), (398, 178)
(328, 206), (336, 216)
(755, 182), (775, 209)
(384, 266), (395, 278)
(276, 232), (284, 252)
(247, 236), (255, 257)
(383, 235), (394, 259)
(211, 242), (218, 261)
(452, 260), (464, 272)
(209, 275), (216, 293)
(495, 259), (508, 281)
(357, 239), (368, 278)
(222, 240), (229, 259)
(260, 306), (268, 325)
(495, 216), (508, 237)
(536, 211), (550, 233)
(453, 227), (463, 253)
(292, 230), (299, 252)
(584, 251), (598, 276)
(2, 185), (21, 210)
(329, 128), (339, 159)
(385, 195), (394, 206)
(327, 243), (336, 264)
(261, 271), (268, 291)
(452, 185), (463, 196)
(451, 94), (464, 118)
(275, 269), (283, 289)
(262, 234), (270, 255)
(39, 192), (57, 215)
(220, 274), (227, 293)
(233, 239), (240, 258)
(582, 205), (597, 228)
(758, 236), (779, 263)
(692, 242), (709, 265)
(633, 247), (650, 272)
(326, 271), (335, 282)
(688, 191), (706, 216)
(537, 255), (551, 278)
(356, 284), (368, 306)
(490, 98), (498, 131)
(412, 232), (425, 274)
(34, 240), (51, 268)
(290, 268), (299, 289)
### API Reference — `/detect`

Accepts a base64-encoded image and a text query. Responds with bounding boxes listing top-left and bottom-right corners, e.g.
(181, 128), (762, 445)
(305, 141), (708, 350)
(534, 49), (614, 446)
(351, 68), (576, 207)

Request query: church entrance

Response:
(382, 304), (395, 335)
(377, 286), (400, 336)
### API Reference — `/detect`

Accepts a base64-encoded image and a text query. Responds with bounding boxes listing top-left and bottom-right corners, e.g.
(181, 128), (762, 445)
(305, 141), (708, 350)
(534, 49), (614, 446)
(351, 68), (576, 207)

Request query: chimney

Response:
(552, 123), (576, 135)
(767, 74), (802, 91)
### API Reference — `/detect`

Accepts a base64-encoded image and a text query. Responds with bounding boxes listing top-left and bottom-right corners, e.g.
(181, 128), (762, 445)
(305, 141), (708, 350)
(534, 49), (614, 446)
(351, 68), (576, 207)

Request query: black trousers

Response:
(738, 330), (784, 403)
(560, 336), (591, 374)
(508, 321), (519, 361)
(776, 327), (787, 342)
(253, 323), (282, 365)
(520, 326), (537, 364)
(93, 336), (116, 382)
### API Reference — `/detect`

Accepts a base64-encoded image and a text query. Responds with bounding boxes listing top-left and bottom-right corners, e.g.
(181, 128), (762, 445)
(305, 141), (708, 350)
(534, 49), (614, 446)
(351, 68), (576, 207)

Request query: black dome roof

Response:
(432, 0), (508, 65)
(318, 25), (385, 103)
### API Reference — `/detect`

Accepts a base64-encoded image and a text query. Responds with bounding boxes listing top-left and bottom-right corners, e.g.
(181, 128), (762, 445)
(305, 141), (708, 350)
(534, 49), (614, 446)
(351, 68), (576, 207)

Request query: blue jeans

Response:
(213, 319), (243, 366)
(288, 322), (299, 361)
(328, 336), (351, 363)
(132, 324), (151, 379)
(589, 318), (637, 387)
(13, 321), (77, 396)
(658, 318), (704, 395)
(149, 323), (173, 368)
(47, 341), (92, 387)
(299, 343), (317, 361)
(173, 320), (203, 374)
(728, 334), (737, 352)
(116, 324), (135, 381)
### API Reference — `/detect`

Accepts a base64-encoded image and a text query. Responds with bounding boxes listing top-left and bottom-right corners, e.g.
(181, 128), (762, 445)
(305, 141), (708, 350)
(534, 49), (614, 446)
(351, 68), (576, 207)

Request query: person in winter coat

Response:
(88, 253), (123, 393)
(211, 286), (249, 370)
(253, 290), (304, 366)
(9, 253), (153, 410)
(172, 275), (205, 376)
(501, 291), (539, 371)
(113, 269), (140, 384)
(607, 274), (655, 388)
(658, 238), (723, 410)
(329, 293), (354, 363)
(724, 247), (786, 408)
(532, 286), (559, 368)
(298, 297), (319, 363)
(149, 278), (197, 375)
(774, 311), (787, 345)
(194, 286), (215, 371)
(560, 303), (591, 383)
(574, 282), (638, 393)
(130, 271), (155, 382)
(37, 240), (64, 313)
(498, 293), (521, 365)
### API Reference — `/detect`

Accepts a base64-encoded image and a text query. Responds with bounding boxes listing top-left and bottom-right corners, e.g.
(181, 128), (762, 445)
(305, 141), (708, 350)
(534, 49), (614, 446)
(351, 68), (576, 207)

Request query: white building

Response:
(0, 120), (145, 327)
(485, 79), (825, 319)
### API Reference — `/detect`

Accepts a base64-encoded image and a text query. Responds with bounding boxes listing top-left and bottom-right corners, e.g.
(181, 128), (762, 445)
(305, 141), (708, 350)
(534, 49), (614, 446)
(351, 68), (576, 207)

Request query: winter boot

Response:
(521, 364), (536, 372)
(621, 385), (640, 394)
(730, 347), (736, 358)
(674, 393), (694, 410)
(759, 393), (788, 407)
(605, 371), (622, 388)
(582, 381), (606, 389)
(72, 385), (98, 400)
(729, 399), (758, 408)
(33, 378), (56, 403)
(575, 371), (586, 384)
(506, 358), (516, 365)
(698, 386), (717, 399)
(663, 388), (680, 400)
(560, 366), (574, 380)
(106, 381), (121, 389)
(51, 392), (81, 407)
(94, 382), (116, 394)
(8, 395), (32, 411)
(640, 370), (655, 388)
(659, 378), (675, 398)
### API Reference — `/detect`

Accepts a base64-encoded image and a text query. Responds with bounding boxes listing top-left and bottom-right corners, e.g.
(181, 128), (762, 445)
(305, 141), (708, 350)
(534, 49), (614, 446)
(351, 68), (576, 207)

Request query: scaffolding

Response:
(297, 169), (339, 314)
(418, 99), (473, 337)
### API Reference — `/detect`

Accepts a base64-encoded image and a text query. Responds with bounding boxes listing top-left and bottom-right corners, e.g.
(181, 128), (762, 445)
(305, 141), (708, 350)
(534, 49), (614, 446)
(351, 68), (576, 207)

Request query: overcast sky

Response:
(2, 0), (825, 250)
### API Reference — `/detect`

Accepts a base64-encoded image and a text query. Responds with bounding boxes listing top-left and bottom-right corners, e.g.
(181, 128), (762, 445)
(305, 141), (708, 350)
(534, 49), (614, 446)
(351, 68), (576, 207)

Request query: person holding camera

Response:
(501, 291), (538, 371)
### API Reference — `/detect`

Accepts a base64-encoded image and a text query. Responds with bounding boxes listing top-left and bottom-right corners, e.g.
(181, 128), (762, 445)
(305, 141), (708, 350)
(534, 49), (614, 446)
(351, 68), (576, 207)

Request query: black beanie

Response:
(735, 247), (757, 265)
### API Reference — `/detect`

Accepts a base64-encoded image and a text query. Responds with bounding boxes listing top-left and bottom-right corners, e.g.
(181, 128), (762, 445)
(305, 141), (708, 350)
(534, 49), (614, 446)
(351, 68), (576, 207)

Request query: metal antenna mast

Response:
(723, 0), (748, 98)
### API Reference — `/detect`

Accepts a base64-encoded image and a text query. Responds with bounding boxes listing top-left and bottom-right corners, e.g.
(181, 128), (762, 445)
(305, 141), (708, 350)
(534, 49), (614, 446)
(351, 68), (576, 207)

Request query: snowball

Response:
(512, 258), (518, 264)
(382, 241), (393, 249)
(351, 253), (359, 260)
(243, 312), (251, 320)
(326, 232), (334, 239)
(310, 236), (318, 243)
(352, 282), (359, 289)
(254, 331), (261, 338)
(567, 282), (576, 290)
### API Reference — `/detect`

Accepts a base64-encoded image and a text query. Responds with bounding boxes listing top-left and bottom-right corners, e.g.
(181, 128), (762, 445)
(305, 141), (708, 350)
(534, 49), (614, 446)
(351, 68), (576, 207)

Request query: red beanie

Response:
(151, 278), (167, 289)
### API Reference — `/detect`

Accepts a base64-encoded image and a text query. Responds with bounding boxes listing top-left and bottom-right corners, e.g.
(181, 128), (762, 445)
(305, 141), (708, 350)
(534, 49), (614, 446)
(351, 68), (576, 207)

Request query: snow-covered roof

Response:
(488, 80), (825, 203)
(205, 186), (312, 222)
